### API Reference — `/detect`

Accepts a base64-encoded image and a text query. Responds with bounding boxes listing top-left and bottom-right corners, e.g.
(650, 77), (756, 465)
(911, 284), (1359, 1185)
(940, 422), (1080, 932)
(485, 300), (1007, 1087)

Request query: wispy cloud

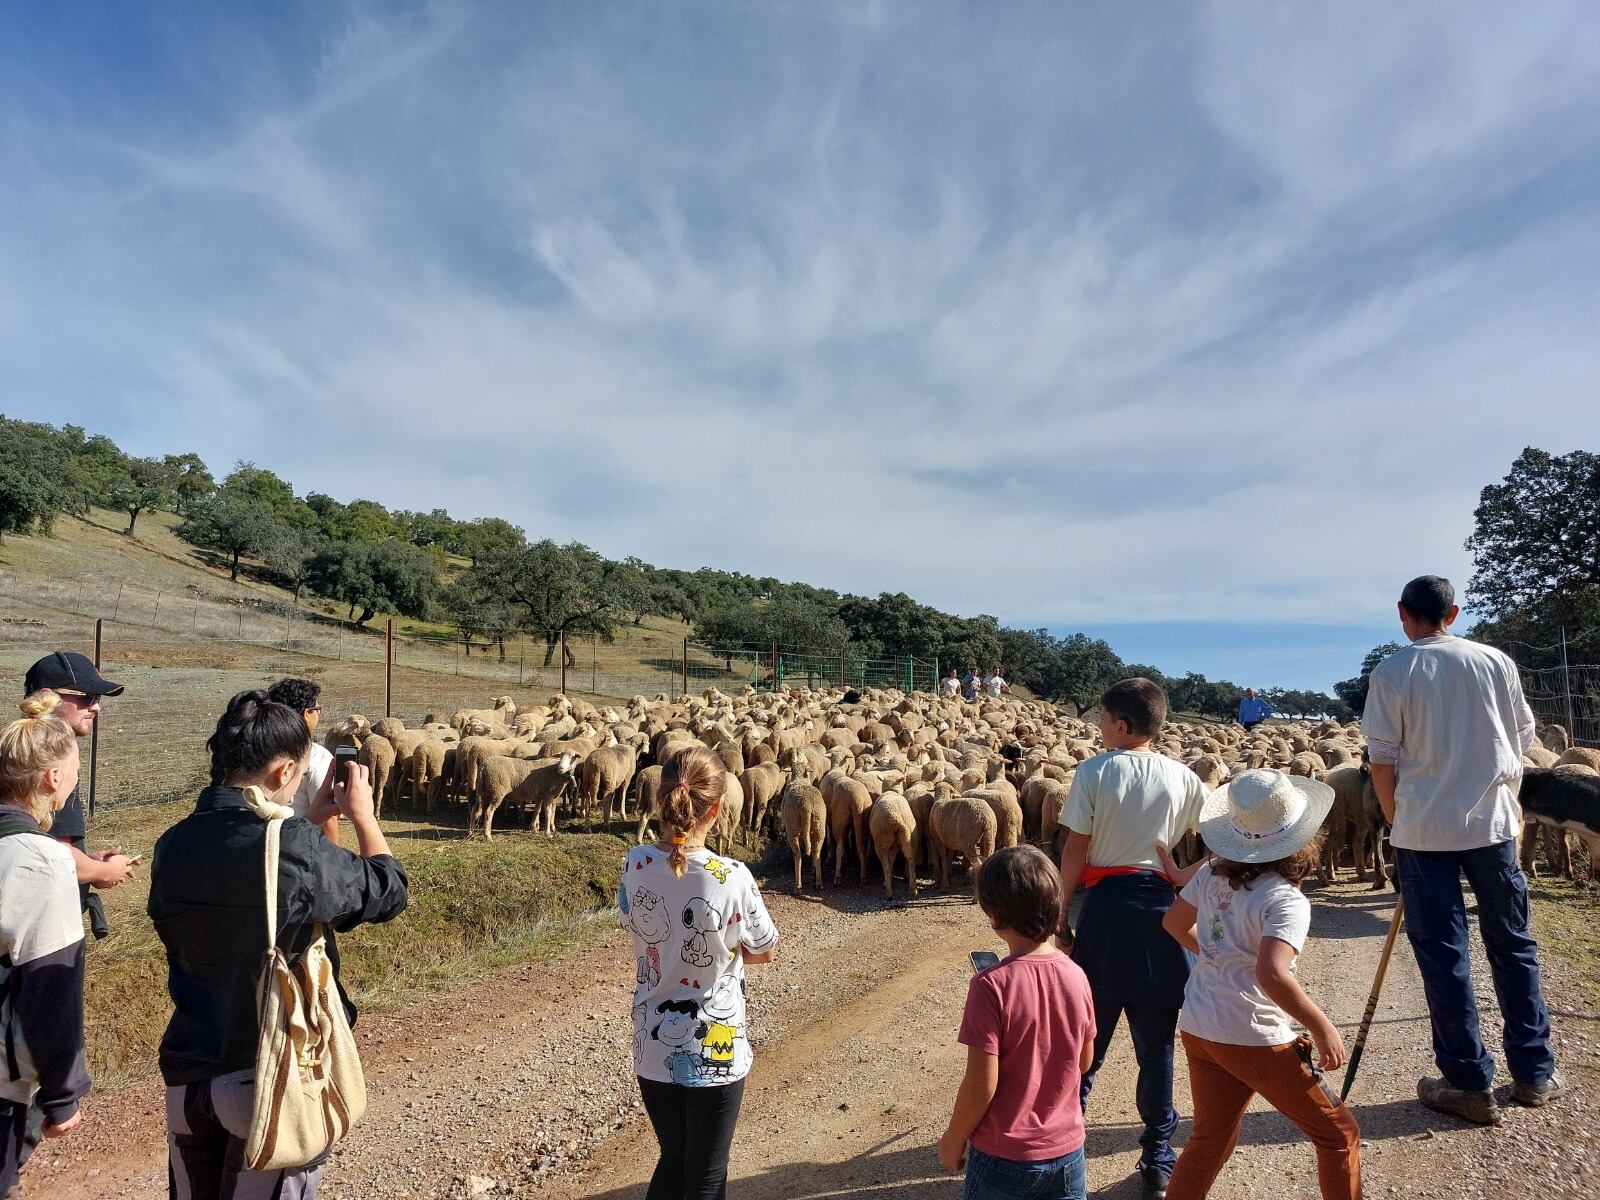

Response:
(2, 1), (1597, 689)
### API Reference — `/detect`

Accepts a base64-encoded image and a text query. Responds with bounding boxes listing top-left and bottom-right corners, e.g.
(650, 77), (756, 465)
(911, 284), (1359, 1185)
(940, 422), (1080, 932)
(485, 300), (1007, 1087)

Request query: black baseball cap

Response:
(23, 651), (125, 698)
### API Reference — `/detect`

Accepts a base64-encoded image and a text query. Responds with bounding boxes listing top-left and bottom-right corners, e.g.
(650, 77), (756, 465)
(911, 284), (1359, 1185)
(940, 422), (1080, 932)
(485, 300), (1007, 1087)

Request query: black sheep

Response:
(1519, 767), (1600, 882)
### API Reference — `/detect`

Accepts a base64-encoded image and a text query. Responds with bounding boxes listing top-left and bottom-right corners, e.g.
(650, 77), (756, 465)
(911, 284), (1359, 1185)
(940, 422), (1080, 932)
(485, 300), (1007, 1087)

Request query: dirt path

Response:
(33, 878), (1600, 1199)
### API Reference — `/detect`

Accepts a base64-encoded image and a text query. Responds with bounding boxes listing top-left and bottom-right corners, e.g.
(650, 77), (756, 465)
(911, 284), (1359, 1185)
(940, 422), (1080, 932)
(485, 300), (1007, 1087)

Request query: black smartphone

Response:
(969, 950), (1001, 973)
(333, 744), (359, 787)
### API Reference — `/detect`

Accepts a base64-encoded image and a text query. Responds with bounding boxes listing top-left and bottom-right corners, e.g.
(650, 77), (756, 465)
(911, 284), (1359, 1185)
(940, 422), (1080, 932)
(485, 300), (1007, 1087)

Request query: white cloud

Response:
(2, 1), (1597, 681)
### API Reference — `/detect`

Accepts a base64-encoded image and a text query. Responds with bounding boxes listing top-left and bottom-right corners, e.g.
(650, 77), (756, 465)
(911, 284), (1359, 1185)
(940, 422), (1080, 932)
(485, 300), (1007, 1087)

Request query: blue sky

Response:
(3, 2), (1598, 692)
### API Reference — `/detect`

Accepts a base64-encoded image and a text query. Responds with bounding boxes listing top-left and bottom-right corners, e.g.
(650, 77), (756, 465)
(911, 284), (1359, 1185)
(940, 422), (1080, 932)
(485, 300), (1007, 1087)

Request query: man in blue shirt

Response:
(1237, 688), (1272, 730)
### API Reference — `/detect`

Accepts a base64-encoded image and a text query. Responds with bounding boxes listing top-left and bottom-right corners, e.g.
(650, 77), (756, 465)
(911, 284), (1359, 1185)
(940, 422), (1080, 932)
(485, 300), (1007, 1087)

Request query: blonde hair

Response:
(658, 746), (726, 876)
(0, 690), (79, 831)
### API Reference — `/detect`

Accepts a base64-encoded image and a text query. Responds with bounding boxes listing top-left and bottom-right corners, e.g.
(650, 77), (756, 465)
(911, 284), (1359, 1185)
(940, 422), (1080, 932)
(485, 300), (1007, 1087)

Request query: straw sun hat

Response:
(1199, 768), (1334, 865)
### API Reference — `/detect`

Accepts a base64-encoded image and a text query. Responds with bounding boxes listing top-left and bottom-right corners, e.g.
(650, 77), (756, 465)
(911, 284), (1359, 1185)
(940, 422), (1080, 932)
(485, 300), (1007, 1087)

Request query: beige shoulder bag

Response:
(243, 788), (367, 1171)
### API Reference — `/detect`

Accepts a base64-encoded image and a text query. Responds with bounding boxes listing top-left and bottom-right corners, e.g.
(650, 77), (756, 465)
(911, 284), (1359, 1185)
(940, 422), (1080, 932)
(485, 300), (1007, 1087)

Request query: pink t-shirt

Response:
(957, 951), (1095, 1162)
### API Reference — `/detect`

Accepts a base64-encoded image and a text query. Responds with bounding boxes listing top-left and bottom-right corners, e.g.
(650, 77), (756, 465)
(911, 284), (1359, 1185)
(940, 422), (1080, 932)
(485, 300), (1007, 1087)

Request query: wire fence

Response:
(0, 577), (940, 814)
(1485, 629), (1599, 749)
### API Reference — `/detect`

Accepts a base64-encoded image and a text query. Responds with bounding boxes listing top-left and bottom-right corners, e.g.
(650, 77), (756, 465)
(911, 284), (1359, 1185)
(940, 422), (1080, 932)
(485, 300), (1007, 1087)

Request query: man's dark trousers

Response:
(1396, 840), (1556, 1092)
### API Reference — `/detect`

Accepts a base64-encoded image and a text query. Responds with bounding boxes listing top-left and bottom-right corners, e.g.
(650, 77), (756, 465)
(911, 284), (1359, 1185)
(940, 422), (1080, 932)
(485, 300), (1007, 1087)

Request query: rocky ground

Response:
(35, 874), (1600, 1199)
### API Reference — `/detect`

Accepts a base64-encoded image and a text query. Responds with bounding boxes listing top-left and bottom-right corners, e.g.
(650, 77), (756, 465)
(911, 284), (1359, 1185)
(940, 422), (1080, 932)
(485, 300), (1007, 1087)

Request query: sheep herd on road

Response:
(322, 686), (1600, 898)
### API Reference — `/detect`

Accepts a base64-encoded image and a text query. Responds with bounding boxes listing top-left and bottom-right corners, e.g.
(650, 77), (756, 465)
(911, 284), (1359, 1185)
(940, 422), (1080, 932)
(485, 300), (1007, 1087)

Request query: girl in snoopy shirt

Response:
(619, 746), (778, 1200)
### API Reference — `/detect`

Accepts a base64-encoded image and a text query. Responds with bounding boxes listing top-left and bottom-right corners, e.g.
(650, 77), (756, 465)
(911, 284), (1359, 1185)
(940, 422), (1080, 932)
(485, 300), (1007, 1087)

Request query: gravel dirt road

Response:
(34, 875), (1600, 1199)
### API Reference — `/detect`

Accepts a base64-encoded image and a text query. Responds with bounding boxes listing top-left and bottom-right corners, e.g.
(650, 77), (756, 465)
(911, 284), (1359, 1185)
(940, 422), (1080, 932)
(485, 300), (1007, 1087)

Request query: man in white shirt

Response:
(1363, 575), (1559, 1126)
(985, 668), (1008, 699)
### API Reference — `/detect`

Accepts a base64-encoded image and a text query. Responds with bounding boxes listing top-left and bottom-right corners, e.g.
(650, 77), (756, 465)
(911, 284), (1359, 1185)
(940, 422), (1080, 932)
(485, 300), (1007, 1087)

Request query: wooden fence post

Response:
(88, 619), (103, 819)
(385, 619), (394, 717)
(152, 591), (162, 628)
(111, 585), (124, 623)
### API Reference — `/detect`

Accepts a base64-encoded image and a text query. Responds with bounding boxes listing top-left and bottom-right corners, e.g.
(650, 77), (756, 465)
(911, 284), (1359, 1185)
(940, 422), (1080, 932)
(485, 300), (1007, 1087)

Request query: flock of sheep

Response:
(317, 685), (1598, 897)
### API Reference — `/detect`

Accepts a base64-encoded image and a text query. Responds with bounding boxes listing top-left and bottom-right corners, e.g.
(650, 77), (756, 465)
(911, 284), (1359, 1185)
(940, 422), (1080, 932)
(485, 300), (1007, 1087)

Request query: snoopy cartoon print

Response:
(698, 974), (743, 1079)
(629, 888), (671, 989)
(651, 999), (713, 1086)
(680, 896), (724, 968)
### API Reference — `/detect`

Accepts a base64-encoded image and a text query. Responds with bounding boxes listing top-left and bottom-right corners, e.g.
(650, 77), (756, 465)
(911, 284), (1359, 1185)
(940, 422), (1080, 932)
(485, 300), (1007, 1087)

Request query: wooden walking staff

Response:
(1340, 894), (1406, 1103)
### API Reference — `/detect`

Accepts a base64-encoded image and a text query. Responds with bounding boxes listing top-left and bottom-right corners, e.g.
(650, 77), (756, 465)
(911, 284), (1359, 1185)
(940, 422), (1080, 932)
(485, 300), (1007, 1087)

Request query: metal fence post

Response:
(152, 590), (162, 628)
(88, 619), (102, 820)
(681, 638), (689, 696)
(518, 649), (524, 686)
(191, 598), (199, 634)
(560, 630), (568, 694)
(771, 642), (778, 691)
(591, 638), (597, 694)
(385, 619), (394, 718)
(1561, 627), (1575, 736)
(111, 585), (124, 623)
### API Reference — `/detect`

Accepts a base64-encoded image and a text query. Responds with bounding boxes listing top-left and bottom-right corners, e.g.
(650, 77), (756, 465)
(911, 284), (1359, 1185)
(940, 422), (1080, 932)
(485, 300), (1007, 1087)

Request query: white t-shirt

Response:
(0, 820), (84, 1106)
(1362, 635), (1535, 852)
(986, 675), (1007, 698)
(292, 743), (333, 821)
(943, 677), (960, 697)
(1061, 750), (1209, 869)
(620, 845), (778, 1086)
(1178, 866), (1311, 1047)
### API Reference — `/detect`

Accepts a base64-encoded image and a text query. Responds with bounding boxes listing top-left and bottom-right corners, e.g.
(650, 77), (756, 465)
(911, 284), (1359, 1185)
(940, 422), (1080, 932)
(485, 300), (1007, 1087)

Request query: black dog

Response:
(1520, 767), (1600, 882)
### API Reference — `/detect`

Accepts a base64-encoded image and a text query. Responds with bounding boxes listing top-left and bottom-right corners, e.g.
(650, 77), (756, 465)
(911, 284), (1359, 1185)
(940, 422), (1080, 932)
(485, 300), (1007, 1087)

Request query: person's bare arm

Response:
(1057, 831), (1091, 944)
(68, 844), (135, 888)
(1256, 937), (1345, 1070)
(1370, 762), (1397, 826)
(1162, 895), (1200, 954)
(334, 764), (390, 859)
(742, 944), (777, 965)
(938, 1046), (999, 1172)
(1156, 842), (1210, 887)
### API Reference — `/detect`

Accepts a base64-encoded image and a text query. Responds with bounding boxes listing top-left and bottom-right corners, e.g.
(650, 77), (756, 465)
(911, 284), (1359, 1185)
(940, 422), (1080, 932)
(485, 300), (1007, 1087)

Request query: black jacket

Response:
(147, 787), (409, 1085)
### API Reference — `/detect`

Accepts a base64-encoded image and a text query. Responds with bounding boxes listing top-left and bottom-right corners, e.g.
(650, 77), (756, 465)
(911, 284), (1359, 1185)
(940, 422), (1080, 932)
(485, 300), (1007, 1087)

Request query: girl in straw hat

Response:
(1157, 769), (1362, 1200)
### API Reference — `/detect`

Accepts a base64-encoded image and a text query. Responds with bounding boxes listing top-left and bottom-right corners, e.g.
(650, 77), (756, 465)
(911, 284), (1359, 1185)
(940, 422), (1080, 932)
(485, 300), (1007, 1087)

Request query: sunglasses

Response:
(54, 688), (101, 703)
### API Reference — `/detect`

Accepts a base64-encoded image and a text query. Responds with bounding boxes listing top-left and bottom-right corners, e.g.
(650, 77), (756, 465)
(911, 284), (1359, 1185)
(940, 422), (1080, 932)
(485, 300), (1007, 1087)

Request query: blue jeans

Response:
(1396, 840), (1556, 1092)
(963, 1145), (1087, 1200)
(1079, 997), (1179, 1174)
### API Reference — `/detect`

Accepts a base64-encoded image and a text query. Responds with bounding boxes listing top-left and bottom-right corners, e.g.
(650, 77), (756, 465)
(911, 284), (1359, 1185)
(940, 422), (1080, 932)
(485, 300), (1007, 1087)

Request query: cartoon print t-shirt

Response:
(620, 845), (779, 1086)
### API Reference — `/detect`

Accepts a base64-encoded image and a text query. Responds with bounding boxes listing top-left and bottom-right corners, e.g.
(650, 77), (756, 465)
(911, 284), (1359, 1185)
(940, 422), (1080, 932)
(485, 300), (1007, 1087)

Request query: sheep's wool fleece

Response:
(620, 846), (778, 1087)
(1363, 634), (1535, 853)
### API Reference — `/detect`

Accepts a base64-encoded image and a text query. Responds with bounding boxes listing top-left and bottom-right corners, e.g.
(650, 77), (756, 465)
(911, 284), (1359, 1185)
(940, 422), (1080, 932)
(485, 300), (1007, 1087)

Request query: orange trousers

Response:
(1168, 1032), (1362, 1200)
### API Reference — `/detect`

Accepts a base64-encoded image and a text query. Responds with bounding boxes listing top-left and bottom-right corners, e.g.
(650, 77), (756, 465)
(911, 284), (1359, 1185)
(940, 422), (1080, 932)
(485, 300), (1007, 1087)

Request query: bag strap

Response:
(246, 785), (285, 951)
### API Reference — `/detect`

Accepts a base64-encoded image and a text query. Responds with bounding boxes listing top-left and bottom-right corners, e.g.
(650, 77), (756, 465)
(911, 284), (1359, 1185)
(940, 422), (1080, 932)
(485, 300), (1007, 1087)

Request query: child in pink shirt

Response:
(940, 845), (1096, 1200)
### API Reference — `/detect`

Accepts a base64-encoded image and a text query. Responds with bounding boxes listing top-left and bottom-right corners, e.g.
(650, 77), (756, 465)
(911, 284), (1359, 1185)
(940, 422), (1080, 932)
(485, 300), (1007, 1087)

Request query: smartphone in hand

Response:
(969, 950), (1001, 973)
(333, 744), (359, 787)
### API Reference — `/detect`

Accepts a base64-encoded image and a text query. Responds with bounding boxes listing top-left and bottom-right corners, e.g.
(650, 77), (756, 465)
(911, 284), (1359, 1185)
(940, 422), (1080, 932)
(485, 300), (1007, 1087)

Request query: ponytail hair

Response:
(658, 746), (726, 877)
(206, 689), (311, 787)
(0, 690), (79, 830)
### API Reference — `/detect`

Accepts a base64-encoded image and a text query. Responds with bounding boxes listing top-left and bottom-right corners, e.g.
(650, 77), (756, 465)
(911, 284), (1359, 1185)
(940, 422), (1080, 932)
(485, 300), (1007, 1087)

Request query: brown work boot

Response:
(1510, 1074), (1565, 1107)
(1417, 1076), (1502, 1125)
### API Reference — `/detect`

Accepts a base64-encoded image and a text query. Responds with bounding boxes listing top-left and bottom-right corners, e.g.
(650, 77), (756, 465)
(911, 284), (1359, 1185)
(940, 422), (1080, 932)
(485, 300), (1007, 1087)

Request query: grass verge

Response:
(1529, 878), (1600, 1011)
(84, 802), (636, 1087)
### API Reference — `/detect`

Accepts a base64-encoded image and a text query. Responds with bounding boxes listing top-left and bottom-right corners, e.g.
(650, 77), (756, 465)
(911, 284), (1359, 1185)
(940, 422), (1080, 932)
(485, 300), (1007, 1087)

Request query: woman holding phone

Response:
(148, 689), (409, 1199)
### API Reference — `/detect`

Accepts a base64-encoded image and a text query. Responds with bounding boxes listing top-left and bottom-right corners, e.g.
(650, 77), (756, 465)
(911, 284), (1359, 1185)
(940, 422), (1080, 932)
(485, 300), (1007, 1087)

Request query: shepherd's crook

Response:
(1340, 894), (1405, 1103)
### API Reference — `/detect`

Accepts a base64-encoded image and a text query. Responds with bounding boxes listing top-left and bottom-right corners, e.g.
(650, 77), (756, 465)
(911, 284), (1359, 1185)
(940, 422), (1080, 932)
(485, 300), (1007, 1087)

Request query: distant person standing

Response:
(986, 667), (1009, 699)
(1236, 689), (1272, 731)
(962, 668), (981, 703)
(943, 668), (961, 699)
(1363, 575), (1559, 1126)
(21, 653), (137, 933)
(267, 677), (340, 841)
